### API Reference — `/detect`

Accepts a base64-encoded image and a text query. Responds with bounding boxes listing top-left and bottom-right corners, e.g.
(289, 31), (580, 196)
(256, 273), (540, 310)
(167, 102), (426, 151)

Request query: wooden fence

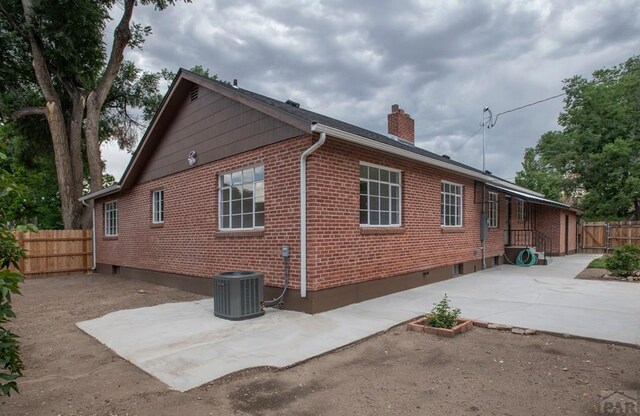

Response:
(12, 230), (92, 275)
(580, 221), (640, 254)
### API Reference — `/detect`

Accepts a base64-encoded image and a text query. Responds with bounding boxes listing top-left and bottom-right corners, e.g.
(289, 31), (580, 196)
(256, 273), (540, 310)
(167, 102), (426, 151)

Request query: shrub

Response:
(424, 294), (461, 329)
(604, 245), (640, 277)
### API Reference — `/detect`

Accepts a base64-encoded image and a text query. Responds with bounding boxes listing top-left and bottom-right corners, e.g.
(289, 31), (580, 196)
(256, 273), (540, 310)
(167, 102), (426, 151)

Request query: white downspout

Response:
(300, 128), (326, 298)
(81, 200), (97, 271)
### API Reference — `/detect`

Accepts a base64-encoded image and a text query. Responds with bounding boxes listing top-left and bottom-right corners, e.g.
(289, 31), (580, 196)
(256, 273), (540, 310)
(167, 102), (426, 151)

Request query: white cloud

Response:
(104, 0), (640, 181)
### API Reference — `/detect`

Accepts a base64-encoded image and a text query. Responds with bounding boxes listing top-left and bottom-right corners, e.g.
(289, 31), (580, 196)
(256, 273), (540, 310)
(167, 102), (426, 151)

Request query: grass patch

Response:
(588, 256), (608, 269)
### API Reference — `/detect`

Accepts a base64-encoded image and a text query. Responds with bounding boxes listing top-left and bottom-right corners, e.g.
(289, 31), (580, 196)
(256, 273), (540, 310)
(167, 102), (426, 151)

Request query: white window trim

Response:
(104, 200), (118, 236)
(218, 164), (265, 231)
(152, 189), (164, 224)
(441, 180), (464, 227)
(359, 162), (402, 227)
(488, 192), (498, 228)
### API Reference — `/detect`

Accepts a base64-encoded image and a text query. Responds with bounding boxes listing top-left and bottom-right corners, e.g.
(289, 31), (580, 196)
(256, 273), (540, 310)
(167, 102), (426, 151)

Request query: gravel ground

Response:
(2, 273), (639, 416)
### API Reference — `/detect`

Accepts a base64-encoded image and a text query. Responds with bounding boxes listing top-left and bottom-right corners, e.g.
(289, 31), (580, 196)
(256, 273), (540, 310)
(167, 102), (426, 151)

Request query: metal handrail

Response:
(507, 229), (552, 258)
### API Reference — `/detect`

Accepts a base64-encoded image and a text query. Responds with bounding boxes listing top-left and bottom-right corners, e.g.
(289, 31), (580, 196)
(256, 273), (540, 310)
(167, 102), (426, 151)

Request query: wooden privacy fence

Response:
(580, 221), (640, 254)
(12, 230), (92, 275)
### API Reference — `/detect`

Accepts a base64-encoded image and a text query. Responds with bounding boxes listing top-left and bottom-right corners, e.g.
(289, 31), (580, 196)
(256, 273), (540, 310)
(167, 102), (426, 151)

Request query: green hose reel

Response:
(504, 247), (538, 267)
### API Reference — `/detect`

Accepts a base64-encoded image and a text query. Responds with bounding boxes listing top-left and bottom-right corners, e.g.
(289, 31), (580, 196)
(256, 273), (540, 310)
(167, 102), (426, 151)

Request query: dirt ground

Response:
(576, 267), (640, 282)
(2, 274), (639, 416)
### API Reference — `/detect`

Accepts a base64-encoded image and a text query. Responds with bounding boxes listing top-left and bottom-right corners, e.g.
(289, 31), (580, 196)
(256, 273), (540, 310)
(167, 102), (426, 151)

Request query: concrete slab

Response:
(77, 254), (640, 392)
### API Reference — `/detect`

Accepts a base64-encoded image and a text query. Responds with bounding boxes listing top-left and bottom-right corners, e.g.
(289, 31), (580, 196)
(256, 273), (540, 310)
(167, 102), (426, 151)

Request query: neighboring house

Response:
(81, 69), (579, 313)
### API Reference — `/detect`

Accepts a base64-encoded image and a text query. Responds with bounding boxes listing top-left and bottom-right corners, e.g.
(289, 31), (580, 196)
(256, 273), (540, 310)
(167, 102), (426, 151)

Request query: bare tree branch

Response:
(11, 106), (46, 119)
(94, 0), (135, 106)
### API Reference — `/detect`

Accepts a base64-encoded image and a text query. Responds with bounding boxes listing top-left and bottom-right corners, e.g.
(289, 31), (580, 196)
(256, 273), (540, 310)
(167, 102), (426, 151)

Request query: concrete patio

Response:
(77, 254), (640, 392)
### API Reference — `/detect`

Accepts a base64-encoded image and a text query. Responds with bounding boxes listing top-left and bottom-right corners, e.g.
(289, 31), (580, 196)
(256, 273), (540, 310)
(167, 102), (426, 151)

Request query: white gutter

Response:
(300, 128), (326, 298)
(79, 184), (121, 202)
(80, 199), (97, 271)
(310, 123), (545, 198)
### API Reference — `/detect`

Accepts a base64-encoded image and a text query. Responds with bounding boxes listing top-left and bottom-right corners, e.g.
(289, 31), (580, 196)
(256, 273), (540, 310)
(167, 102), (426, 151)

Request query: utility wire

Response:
(451, 91), (565, 156)
(450, 126), (482, 156)
(488, 92), (566, 129)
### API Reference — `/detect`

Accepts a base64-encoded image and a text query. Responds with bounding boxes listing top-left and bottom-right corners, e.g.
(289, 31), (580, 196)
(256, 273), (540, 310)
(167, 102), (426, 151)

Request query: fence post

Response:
(605, 223), (610, 253)
(17, 232), (26, 272)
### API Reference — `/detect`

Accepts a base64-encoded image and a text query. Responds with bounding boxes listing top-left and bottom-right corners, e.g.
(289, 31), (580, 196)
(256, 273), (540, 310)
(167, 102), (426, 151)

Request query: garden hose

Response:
(504, 247), (538, 267)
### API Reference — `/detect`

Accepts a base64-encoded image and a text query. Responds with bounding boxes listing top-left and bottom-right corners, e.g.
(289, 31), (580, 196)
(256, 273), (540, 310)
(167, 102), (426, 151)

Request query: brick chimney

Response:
(387, 104), (415, 143)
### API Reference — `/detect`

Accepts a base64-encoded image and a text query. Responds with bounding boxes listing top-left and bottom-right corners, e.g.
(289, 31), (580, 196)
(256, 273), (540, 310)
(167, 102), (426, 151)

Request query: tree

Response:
(0, 0), (187, 229)
(0, 150), (36, 396)
(516, 56), (640, 220)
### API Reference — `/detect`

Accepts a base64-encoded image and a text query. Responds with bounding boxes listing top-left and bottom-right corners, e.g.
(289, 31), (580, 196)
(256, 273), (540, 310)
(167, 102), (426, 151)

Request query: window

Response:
(152, 190), (164, 224)
(517, 199), (527, 221)
(453, 263), (463, 276)
(219, 165), (264, 230)
(488, 192), (498, 228)
(441, 181), (463, 227)
(359, 163), (401, 226)
(104, 201), (118, 236)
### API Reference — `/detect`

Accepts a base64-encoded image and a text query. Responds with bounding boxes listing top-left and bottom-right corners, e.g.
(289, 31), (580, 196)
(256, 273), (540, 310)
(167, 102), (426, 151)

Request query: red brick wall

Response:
(96, 134), (511, 293)
(305, 138), (505, 291)
(95, 135), (312, 289)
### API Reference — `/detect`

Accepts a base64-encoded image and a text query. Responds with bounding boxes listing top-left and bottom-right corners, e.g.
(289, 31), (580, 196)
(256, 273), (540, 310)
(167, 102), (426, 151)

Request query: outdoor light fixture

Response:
(187, 150), (197, 166)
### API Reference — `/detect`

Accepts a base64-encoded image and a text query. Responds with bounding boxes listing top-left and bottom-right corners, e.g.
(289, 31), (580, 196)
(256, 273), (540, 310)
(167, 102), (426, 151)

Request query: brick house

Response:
(81, 69), (579, 313)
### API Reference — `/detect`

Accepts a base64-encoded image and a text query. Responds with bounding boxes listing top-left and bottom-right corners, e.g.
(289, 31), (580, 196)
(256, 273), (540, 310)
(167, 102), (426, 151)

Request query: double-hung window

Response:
(152, 190), (164, 224)
(441, 181), (463, 227)
(488, 192), (498, 228)
(517, 199), (527, 221)
(104, 201), (118, 236)
(219, 165), (264, 230)
(359, 163), (401, 226)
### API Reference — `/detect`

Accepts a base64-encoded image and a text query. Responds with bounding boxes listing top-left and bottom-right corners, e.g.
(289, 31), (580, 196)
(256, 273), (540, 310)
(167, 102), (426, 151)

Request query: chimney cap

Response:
(391, 104), (399, 112)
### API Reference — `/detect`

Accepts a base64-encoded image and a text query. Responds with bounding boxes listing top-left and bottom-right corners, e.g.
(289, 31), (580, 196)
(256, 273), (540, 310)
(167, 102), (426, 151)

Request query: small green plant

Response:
(605, 245), (640, 277)
(424, 294), (461, 329)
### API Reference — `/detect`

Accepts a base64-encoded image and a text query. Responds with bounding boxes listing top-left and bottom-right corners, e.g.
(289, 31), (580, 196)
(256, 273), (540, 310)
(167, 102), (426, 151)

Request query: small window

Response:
(104, 201), (118, 236)
(517, 199), (527, 221)
(488, 192), (498, 228)
(453, 263), (463, 276)
(152, 190), (164, 224)
(441, 181), (463, 227)
(219, 165), (264, 230)
(359, 163), (401, 226)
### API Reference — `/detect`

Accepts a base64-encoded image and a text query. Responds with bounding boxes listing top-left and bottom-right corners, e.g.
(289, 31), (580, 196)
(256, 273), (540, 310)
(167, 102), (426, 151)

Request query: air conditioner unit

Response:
(213, 271), (264, 320)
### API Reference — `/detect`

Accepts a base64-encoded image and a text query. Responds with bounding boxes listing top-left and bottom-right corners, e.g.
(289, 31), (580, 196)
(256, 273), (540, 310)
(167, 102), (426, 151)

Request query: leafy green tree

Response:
(515, 146), (565, 202)
(0, 0), (188, 228)
(517, 56), (640, 220)
(0, 151), (37, 396)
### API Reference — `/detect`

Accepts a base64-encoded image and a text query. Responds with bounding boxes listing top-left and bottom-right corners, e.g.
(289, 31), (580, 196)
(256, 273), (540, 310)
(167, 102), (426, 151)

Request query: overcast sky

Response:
(103, 0), (640, 181)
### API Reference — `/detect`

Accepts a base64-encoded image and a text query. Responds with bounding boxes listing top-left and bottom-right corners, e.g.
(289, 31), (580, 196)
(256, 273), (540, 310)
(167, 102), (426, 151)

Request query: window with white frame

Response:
(488, 192), (498, 228)
(152, 189), (164, 224)
(441, 181), (463, 227)
(517, 199), (527, 221)
(219, 165), (264, 230)
(104, 201), (118, 236)
(359, 163), (401, 226)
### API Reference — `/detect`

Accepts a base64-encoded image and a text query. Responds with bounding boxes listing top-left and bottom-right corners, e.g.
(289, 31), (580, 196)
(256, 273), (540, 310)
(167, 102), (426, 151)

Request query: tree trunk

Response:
(22, 0), (82, 229)
(634, 199), (640, 221)
(83, 0), (135, 194)
(69, 91), (85, 202)
(46, 101), (81, 229)
(85, 92), (104, 193)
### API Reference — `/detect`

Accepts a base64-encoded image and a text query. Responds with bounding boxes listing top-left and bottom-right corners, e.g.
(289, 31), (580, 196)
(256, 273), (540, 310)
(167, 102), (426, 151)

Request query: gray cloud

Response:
(104, 0), (640, 182)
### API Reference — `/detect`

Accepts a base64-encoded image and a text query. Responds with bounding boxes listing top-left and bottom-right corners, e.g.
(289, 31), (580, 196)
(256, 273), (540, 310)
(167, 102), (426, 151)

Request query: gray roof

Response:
(80, 69), (571, 210)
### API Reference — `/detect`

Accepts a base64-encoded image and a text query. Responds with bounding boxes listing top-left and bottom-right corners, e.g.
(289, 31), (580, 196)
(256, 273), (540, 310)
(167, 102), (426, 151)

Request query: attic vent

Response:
(442, 154), (450, 159)
(285, 99), (300, 108)
(190, 85), (199, 101)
